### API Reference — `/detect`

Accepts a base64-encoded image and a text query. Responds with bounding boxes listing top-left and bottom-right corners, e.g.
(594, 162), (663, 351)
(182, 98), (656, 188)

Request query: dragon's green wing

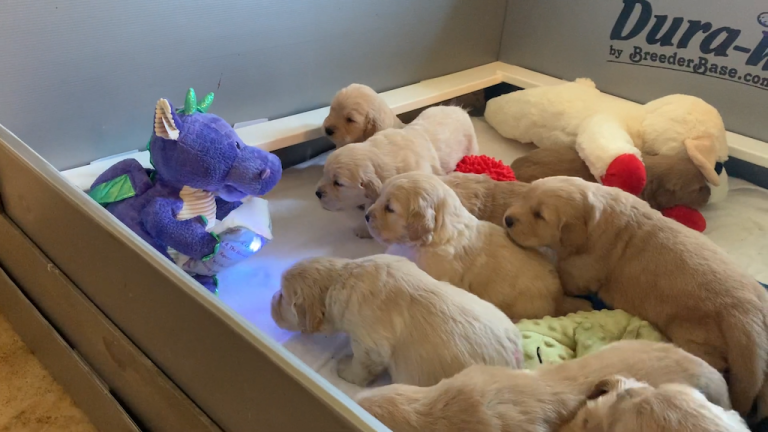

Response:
(88, 174), (136, 206)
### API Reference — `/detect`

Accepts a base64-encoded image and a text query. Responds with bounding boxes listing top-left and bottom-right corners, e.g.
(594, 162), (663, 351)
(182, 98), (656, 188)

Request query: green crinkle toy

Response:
(516, 310), (666, 370)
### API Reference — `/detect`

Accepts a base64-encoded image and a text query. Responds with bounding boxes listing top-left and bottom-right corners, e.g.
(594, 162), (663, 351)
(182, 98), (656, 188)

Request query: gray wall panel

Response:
(0, 0), (506, 169)
(500, 0), (768, 144)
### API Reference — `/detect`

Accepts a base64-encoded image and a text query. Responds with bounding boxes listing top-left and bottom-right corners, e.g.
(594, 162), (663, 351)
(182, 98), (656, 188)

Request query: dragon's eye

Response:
(235, 142), (242, 150)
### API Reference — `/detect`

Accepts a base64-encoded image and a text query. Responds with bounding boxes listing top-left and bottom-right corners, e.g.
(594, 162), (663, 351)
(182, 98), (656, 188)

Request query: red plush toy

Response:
(661, 206), (707, 233)
(455, 155), (516, 182)
(455, 155), (706, 233)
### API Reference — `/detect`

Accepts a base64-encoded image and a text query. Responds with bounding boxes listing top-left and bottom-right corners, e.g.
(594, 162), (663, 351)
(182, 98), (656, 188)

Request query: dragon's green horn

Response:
(198, 92), (214, 113)
(183, 88), (198, 115)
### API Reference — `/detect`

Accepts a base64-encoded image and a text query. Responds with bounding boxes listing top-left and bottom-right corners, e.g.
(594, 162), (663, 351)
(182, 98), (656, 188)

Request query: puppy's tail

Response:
(721, 304), (768, 416)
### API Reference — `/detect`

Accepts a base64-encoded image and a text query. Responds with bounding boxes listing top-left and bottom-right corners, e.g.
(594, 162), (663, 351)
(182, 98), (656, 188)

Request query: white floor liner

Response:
(62, 117), (768, 399)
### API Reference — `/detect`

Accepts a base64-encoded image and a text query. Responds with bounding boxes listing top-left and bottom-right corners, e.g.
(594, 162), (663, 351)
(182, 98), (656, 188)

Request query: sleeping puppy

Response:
(323, 84), (403, 147)
(316, 106), (478, 237)
(441, 171), (531, 227)
(503, 176), (768, 420)
(561, 376), (749, 432)
(444, 148), (709, 228)
(511, 146), (711, 211)
(355, 340), (731, 432)
(365, 172), (591, 320)
(271, 254), (524, 387)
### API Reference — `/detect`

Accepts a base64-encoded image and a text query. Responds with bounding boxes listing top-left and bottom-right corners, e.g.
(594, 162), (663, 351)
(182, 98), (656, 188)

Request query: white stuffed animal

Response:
(485, 78), (729, 199)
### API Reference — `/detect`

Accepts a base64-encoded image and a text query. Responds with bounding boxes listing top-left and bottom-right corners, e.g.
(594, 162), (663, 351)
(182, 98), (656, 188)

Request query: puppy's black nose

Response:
(504, 216), (514, 228)
(325, 127), (334, 136)
(315, 190), (323, 199)
(365, 213), (370, 222)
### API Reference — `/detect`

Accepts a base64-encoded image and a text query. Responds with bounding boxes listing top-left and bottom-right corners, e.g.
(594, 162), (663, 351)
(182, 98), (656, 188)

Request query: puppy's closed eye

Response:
(385, 203), (395, 213)
(346, 117), (355, 123)
(533, 210), (545, 220)
(333, 180), (342, 187)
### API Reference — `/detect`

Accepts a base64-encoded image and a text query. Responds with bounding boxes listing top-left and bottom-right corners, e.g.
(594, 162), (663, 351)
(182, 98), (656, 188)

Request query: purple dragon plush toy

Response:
(88, 89), (282, 293)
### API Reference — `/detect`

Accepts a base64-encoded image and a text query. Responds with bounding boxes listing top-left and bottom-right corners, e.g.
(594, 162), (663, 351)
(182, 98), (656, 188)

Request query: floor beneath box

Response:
(217, 117), (768, 398)
(0, 313), (97, 431)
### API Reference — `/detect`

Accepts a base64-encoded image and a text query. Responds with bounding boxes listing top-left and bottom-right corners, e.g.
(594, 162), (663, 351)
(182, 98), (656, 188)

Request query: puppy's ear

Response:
(559, 209), (588, 251)
(555, 189), (595, 251)
(363, 111), (382, 141)
(360, 175), (382, 202)
(407, 205), (435, 243)
(292, 297), (325, 333)
(587, 376), (625, 400)
(363, 97), (397, 140)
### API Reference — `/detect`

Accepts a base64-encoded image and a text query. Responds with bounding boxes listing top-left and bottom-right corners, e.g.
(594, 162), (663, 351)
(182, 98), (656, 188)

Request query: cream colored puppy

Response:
(504, 176), (768, 420)
(405, 106), (479, 174)
(315, 128), (441, 213)
(316, 106), (478, 237)
(323, 84), (403, 147)
(355, 340), (731, 432)
(271, 254), (524, 387)
(366, 172), (590, 320)
(561, 376), (749, 432)
(441, 171), (531, 226)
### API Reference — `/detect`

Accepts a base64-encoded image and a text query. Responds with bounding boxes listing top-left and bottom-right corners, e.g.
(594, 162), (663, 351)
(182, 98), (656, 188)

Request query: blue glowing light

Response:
(248, 236), (263, 253)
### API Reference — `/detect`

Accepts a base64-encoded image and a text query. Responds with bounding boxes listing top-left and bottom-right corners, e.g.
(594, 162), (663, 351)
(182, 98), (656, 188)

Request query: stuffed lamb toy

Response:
(485, 78), (729, 202)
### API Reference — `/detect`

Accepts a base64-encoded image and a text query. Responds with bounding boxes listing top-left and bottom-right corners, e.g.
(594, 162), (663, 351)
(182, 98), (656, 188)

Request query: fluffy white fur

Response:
(355, 340), (731, 432)
(271, 254), (524, 387)
(484, 79), (729, 193)
(316, 106), (478, 236)
(322, 83), (403, 147)
(366, 172), (590, 320)
(561, 377), (749, 432)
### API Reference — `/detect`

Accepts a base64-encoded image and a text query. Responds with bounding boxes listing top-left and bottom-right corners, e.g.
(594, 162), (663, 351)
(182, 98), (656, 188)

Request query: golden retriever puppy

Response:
(404, 106), (479, 174)
(271, 254), (524, 387)
(441, 171), (531, 227)
(316, 106), (478, 237)
(355, 340), (730, 432)
(511, 146), (711, 211)
(315, 129), (441, 212)
(503, 176), (768, 419)
(366, 172), (590, 320)
(561, 376), (749, 432)
(323, 84), (403, 147)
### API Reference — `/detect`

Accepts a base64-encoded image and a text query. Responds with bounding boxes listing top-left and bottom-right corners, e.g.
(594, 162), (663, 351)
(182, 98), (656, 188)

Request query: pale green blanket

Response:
(516, 310), (666, 370)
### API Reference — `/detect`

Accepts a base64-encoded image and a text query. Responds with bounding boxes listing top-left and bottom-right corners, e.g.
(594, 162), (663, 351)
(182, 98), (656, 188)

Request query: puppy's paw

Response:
(353, 224), (373, 239)
(337, 355), (371, 386)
